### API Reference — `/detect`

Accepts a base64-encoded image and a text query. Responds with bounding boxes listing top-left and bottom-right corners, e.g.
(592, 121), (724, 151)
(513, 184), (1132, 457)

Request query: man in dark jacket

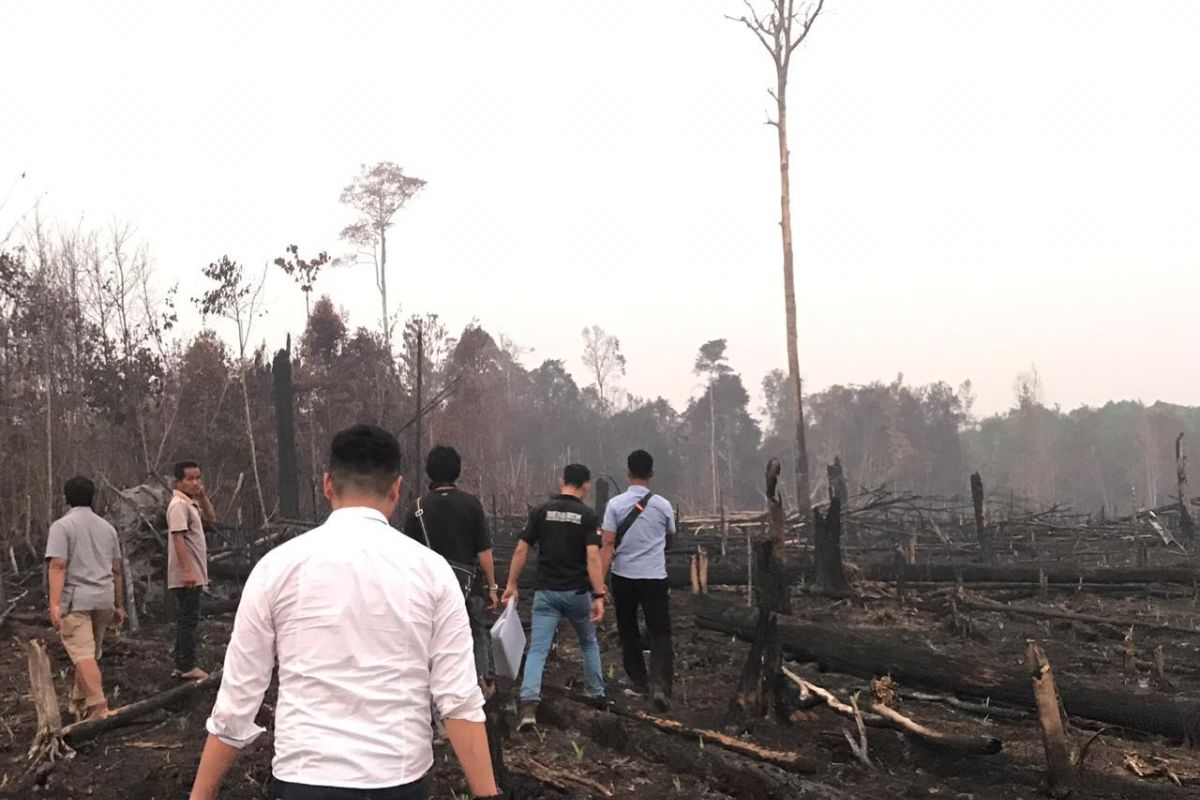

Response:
(404, 445), (499, 688)
(502, 463), (607, 730)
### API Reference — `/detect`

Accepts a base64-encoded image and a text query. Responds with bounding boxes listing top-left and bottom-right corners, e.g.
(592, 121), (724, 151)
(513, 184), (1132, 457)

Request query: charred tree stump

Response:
(763, 458), (791, 613)
(27, 640), (71, 763)
(734, 607), (780, 722)
(1025, 641), (1077, 797)
(971, 472), (993, 564)
(1178, 434), (1195, 544)
(483, 682), (508, 792)
(813, 498), (848, 593)
(271, 340), (300, 520)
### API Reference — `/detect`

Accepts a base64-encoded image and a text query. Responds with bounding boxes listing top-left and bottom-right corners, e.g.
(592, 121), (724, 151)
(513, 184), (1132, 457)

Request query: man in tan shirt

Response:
(167, 460), (215, 680)
(46, 475), (126, 720)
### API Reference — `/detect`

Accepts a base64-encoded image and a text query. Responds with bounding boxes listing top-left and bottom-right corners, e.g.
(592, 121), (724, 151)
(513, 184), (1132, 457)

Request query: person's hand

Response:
(487, 589), (500, 612)
(113, 607), (127, 628)
(590, 597), (605, 623)
(501, 586), (518, 606)
(49, 605), (62, 631)
(181, 569), (199, 588)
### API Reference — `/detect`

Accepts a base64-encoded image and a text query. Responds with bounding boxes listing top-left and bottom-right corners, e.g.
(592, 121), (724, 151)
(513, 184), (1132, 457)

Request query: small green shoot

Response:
(571, 740), (585, 762)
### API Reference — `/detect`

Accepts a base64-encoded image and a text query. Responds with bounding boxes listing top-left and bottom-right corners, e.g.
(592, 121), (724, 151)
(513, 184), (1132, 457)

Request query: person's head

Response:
(63, 476), (95, 508)
(425, 445), (462, 487)
(560, 463), (592, 499)
(174, 460), (203, 496)
(627, 450), (654, 483)
(324, 424), (404, 514)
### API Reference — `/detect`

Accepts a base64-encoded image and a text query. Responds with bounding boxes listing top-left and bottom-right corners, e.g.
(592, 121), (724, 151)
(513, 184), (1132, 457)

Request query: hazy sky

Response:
(3, 1), (1198, 418)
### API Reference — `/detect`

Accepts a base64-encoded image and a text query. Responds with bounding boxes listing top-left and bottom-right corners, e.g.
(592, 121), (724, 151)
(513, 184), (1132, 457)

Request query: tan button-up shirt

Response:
(167, 490), (209, 588)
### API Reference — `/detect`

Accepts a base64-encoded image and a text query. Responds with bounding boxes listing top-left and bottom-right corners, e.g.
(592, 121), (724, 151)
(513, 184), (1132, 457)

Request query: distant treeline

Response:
(1, 227), (1193, 567)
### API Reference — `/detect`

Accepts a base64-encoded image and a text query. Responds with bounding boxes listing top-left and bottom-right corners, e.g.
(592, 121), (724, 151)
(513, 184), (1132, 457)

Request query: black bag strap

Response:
(615, 492), (654, 548)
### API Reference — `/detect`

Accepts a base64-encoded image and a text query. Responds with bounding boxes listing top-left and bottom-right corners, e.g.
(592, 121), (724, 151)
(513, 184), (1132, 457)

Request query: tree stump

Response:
(1025, 641), (1076, 797)
(27, 640), (73, 764)
(813, 498), (848, 594)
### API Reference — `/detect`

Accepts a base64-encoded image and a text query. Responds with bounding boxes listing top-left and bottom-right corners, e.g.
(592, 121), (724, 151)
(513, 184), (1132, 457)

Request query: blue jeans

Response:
(519, 589), (604, 703)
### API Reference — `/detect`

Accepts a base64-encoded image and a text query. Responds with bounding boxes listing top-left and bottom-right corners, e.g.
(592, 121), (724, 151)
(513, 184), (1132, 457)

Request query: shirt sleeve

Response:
(519, 506), (541, 545)
(601, 499), (619, 533)
(428, 561), (486, 722)
(472, 498), (492, 553)
(663, 499), (676, 535)
(45, 522), (68, 561)
(166, 500), (188, 534)
(583, 509), (602, 548)
(205, 558), (277, 749)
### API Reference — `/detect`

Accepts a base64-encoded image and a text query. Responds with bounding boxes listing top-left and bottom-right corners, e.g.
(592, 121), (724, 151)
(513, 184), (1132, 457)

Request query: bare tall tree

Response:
(339, 162), (426, 355)
(731, 0), (825, 518)
(580, 325), (626, 409)
(195, 255), (270, 526)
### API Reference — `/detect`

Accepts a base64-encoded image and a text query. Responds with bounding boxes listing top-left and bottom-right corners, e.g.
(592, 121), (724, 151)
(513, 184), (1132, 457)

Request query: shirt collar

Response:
(66, 505), (92, 515)
(173, 489), (197, 506)
(326, 506), (390, 525)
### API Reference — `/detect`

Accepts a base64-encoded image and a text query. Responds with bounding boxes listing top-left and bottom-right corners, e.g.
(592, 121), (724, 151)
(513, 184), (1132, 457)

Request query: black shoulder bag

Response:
(416, 495), (477, 599)
(614, 492), (655, 550)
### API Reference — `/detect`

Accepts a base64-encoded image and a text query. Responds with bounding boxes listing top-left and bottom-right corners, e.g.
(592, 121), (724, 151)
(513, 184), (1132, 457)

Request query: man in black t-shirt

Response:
(502, 464), (607, 730)
(404, 445), (499, 686)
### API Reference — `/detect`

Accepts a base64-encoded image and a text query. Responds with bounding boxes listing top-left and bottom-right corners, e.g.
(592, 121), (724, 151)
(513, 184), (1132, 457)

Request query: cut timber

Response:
(62, 669), (223, 744)
(866, 562), (1200, 586)
(782, 668), (1002, 756)
(27, 640), (71, 763)
(694, 594), (1200, 742)
(962, 595), (1200, 639)
(543, 685), (815, 774)
(538, 698), (841, 800)
(1026, 642), (1076, 797)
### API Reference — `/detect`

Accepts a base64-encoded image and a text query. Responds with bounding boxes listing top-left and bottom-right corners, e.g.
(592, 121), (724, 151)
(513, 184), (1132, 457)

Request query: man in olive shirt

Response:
(46, 475), (126, 720)
(502, 464), (606, 730)
(167, 460), (216, 680)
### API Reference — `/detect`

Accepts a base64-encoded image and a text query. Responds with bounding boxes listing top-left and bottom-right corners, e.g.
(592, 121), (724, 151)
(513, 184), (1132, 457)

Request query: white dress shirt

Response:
(205, 506), (485, 789)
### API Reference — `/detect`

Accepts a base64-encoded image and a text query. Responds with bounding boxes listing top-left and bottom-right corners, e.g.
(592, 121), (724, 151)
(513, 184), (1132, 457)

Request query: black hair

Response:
(63, 476), (95, 508)
(627, 450), (654, 480)
(329, 424), (403, 497)
(174, 460), (200, 481)
(425, 445), (462, 485)
(563, 463), (591, 488)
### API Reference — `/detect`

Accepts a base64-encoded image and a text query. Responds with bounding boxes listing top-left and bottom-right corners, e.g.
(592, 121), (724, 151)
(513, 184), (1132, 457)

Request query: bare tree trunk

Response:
(378, 229), (390, 354)
(240, 367), (269, 526)
(710, 381), (719, 512)
(1177, 433), (1194, 543)
(813, 498), (848, 593)
(971, 471), (993, 563)
(272, 342), (299, 519)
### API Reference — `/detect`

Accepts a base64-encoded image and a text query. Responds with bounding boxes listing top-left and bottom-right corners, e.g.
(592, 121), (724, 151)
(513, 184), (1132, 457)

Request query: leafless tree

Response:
(581, 325), (626, 410)
(730, 0), (825, 518)
(339, 162), (426, 355)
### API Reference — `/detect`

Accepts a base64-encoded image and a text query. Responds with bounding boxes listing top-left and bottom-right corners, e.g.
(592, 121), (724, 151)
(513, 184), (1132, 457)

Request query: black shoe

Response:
(650, 690), (670, 713)
(517, 702), (539, 731)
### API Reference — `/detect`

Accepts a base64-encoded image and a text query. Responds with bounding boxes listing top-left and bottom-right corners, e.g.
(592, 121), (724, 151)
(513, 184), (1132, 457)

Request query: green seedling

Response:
(571, 740), (585, 762)
(673, 776), (683, 793)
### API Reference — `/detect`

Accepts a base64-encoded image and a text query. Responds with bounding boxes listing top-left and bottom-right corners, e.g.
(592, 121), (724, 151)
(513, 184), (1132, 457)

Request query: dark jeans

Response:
(272, 776), (428, 800)
(171, 587), (201, 672)
(467, 593), (494, 682)
(611, 575), (673, 697)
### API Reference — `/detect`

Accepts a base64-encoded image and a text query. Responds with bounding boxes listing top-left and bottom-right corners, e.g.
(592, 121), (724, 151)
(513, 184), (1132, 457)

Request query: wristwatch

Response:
(591, 590), (607, 600)
(487, 584), (500, 592)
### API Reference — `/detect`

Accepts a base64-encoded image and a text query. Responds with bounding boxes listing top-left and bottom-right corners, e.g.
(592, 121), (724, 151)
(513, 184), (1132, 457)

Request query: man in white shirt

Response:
(189, 424), (502, 800)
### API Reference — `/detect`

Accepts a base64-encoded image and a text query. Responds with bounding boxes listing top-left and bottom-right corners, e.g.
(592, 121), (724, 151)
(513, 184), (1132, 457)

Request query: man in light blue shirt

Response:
(600, 449), (675, 711)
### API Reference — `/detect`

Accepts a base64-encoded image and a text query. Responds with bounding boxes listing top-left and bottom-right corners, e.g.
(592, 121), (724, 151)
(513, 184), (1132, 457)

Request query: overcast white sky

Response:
(3, 1), (1198, 418)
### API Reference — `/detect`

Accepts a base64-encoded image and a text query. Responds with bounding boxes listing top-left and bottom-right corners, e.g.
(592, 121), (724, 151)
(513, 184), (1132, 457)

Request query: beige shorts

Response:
(59, 609), (115, 665)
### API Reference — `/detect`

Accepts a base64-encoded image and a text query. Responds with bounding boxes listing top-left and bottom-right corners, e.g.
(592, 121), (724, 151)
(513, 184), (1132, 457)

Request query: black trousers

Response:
(611, 575), (673, 697)
(272, 776), (428, 800)
(171, 587), (202, 672)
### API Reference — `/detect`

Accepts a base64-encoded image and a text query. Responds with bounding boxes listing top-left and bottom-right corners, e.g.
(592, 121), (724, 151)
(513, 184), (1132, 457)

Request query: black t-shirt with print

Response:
(521, 494), (601, 592)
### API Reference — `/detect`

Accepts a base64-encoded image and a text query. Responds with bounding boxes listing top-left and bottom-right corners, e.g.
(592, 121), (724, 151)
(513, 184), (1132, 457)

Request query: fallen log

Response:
(781, 668), (1002, 756)
(543, 685), (815, 773)
(962, 596), (1200, 638)
(695, 594), (1200, 742)
(865, 562), (1200, 585)
(63, 669), (223, 744)
(538, 697), (843, 800)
